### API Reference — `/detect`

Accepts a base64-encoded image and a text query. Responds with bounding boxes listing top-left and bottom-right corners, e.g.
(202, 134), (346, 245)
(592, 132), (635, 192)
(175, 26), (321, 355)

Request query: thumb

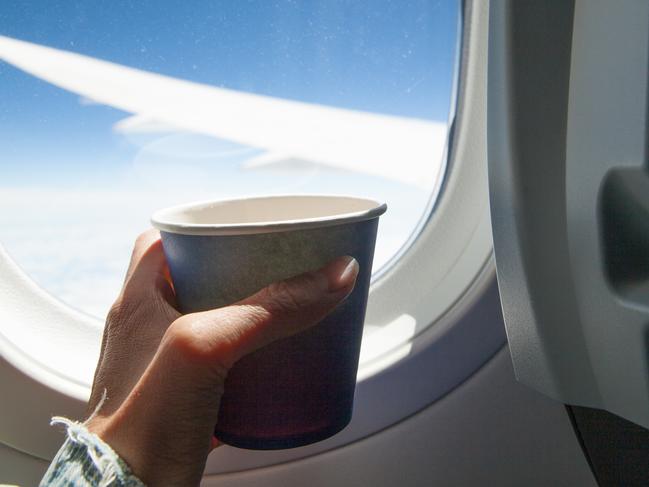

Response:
(166, 255), (360, 372)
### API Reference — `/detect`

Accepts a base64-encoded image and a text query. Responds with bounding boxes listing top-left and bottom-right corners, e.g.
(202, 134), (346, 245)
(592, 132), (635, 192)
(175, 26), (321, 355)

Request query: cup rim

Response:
(151, 194), (387, 236)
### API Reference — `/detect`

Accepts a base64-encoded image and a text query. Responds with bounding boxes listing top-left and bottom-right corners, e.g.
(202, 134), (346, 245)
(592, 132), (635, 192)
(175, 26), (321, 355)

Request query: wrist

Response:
(86, 400), (213, 487)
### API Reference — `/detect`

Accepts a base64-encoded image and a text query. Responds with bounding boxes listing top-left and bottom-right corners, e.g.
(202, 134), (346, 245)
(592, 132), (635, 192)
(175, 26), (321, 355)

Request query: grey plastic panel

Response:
(488, 0), (649, 427)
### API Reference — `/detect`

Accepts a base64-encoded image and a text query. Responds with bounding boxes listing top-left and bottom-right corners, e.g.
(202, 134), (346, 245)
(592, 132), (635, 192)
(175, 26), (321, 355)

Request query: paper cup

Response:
(151, 195), (386, 449)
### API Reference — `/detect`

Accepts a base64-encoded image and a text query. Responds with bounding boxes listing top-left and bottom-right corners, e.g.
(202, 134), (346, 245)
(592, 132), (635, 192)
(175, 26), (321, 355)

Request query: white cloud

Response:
(0, 177), (431, 319)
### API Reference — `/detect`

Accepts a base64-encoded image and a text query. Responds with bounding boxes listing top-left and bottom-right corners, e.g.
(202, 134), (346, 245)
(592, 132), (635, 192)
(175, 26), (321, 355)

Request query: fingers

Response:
(93, 229), (169, 403)
(125, 229), (160, 281)
(163, 256), (359, 371)
(121, 229), (175, 305)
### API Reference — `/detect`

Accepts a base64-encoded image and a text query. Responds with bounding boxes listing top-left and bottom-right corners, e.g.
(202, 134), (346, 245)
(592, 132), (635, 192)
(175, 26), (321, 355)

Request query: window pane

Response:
(0, 0), (458, 318)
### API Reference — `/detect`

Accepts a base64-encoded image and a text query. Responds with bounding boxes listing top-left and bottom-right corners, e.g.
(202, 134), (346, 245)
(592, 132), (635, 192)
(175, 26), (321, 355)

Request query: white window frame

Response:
(0, 0), (503, 474)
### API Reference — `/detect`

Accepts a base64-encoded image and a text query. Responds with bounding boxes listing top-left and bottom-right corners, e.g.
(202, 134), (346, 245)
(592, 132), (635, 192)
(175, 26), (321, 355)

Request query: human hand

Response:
(85, 229), (359, 486)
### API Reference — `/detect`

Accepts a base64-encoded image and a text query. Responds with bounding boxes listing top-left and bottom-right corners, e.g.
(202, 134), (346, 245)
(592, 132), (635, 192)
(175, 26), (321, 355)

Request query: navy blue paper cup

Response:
(151, 195), (386, 450)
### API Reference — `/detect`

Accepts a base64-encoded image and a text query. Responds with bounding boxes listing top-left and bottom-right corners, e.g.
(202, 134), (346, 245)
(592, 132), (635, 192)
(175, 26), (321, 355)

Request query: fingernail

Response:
(325, 256), (359, 293)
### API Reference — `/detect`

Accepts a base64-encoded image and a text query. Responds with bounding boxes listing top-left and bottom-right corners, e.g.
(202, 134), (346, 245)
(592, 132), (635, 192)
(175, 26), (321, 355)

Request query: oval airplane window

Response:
(0, 0), (457, 320)
(0, 0), (504, 477)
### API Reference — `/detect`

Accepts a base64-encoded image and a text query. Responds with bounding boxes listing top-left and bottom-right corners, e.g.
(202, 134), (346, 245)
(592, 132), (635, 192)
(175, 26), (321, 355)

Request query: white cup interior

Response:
(152, 195), (387, 235)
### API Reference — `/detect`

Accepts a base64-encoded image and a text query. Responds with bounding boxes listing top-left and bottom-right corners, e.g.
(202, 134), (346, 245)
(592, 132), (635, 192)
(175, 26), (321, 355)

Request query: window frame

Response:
(0, 0), (505, 473)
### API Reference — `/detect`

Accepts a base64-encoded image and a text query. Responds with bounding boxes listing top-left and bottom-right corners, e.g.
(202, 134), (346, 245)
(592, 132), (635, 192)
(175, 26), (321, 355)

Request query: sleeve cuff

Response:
(39, 416), (146, 487)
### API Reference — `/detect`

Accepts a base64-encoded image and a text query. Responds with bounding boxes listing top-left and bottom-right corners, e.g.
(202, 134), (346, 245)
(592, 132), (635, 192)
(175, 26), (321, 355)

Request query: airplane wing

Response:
(241, 153), (308, 171)
(0, 35), (447, 189)
(113, 114), (182, 134)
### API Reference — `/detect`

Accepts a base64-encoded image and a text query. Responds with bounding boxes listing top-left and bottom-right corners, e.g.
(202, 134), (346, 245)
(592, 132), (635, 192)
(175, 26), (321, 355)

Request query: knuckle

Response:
(264, 273), (321, 314)
(164, 320), (210, 363)
(265, 281), (302, 314)
(135, 232), (147, 245)
(123, 273), (162, 301)
(293, 270), (327, 296)
(135, 229), (156, 246)
(163, 319), (231, 376)
(106, 295), (160, 331)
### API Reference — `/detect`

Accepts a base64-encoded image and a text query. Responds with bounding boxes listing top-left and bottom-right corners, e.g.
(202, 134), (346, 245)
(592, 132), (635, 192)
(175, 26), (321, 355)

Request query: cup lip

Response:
(151, 193), (387, 236)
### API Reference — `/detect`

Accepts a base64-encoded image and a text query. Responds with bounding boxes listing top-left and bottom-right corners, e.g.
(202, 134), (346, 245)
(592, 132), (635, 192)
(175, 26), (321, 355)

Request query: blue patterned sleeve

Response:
(39, 416), (146, 487)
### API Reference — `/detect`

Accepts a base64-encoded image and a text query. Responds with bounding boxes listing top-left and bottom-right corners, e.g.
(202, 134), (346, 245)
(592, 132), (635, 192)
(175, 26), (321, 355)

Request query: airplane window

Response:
(0, 1), (458, 321)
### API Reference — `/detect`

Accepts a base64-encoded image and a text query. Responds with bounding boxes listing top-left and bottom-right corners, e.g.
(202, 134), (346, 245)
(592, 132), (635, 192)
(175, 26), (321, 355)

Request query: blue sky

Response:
(0, 0), (458, 186)
(0, 1), (458, 318)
